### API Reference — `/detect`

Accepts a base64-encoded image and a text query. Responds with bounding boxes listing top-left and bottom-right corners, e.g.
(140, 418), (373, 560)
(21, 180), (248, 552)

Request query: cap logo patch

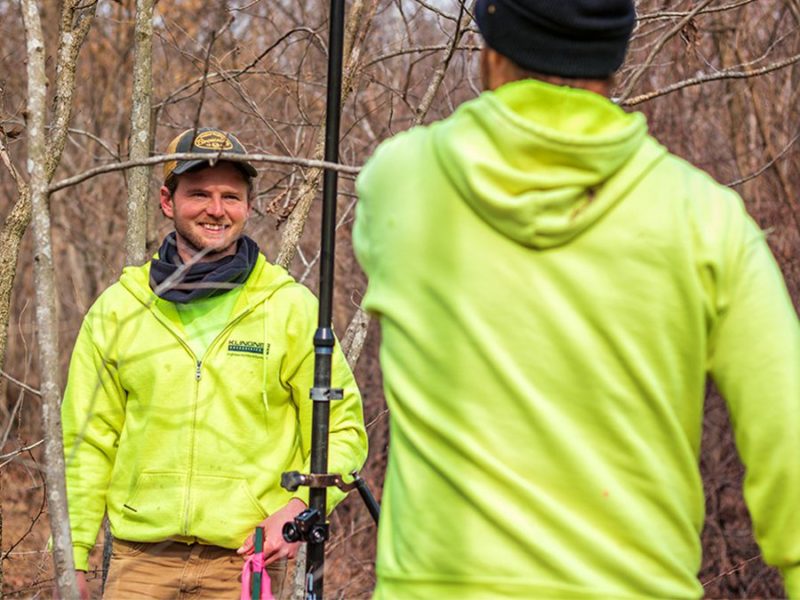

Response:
(194, 131), (234, 151)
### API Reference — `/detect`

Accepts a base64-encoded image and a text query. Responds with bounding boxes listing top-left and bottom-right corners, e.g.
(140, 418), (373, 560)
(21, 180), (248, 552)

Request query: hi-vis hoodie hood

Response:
(433, 79), (664, 249)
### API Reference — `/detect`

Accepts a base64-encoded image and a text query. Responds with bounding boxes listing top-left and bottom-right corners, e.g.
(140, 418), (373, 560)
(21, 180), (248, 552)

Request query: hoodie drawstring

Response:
(261, 300), (269, 414)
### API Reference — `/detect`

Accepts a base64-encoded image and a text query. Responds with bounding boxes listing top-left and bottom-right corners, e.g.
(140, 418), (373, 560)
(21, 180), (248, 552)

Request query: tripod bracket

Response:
(281, 470), (358, 493)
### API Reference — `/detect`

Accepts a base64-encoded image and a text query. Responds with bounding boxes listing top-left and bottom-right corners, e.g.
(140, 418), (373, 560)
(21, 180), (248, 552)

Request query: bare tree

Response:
(14, 1), (97, 597)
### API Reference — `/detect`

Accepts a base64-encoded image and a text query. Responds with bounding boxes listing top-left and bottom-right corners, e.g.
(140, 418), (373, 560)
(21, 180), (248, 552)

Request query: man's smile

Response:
(199, 223), (229, 232)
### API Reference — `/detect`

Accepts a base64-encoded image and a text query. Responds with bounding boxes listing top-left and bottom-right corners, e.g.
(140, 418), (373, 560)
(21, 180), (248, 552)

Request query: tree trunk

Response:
(126, 0), (155, 266)
(21, 1), (78, 597)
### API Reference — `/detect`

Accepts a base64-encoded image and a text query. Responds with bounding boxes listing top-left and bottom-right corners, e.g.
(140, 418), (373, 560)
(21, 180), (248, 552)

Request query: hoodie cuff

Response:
(291, 488), (346, 516)
(783, 564), (800, 599)
(292, 490), (310, 509)
(73, 544), (92, 572)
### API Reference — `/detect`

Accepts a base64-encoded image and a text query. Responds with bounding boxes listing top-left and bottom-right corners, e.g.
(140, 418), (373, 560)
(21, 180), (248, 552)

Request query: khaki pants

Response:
(103, 540), (287, 599)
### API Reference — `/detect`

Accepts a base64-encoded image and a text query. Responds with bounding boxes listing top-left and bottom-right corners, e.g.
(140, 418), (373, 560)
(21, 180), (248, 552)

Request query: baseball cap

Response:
(162, 127), (258, 182)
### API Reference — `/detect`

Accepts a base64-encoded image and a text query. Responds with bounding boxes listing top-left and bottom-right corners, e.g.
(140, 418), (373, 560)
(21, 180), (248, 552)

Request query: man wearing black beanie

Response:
(354, 2), (800, 599)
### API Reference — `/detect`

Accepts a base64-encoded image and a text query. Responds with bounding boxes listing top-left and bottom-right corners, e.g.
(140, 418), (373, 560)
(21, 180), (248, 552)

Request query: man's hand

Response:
(55, 571), (91, 600)
(76, 571), (90, 600)
(237, 498), (307, 565)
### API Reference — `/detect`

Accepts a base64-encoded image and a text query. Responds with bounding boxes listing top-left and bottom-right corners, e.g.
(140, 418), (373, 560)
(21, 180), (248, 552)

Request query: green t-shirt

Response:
(175, 287), (242, 359)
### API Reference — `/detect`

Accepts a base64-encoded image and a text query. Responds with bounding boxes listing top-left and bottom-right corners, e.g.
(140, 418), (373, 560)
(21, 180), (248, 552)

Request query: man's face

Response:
(160, 162), (252, 263)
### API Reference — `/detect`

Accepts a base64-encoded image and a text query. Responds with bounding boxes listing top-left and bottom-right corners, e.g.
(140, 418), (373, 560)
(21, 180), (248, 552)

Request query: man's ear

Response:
(481, 47), (510, 91)
(159, 186), (174, 218)
(480, 46), (491, 91)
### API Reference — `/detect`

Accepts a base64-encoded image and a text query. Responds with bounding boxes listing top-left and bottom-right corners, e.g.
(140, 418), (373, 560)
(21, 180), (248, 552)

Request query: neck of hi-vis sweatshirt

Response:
(354, 79), (800, 599)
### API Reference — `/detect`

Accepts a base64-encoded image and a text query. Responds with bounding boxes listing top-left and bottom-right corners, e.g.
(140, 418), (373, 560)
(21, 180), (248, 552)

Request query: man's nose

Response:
(206, 196), (225, 217)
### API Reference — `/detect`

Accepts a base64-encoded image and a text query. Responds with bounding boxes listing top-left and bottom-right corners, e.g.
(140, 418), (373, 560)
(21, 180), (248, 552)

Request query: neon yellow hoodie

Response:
(354, 79), (800, 599)
(62, 254), (367, 571)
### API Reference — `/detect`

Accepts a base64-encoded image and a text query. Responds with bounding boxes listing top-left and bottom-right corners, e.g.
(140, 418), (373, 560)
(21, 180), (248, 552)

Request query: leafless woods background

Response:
(0, 0), (798, 598)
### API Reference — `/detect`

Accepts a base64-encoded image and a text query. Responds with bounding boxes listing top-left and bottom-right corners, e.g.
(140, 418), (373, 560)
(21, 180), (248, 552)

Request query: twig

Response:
(701, 554), (762, 587)
(0, 135), (23, 186)
(0, 369), (41, 397)
(366, 408), (389, 432)
(1, 448), (47, 557)
(415, 0), (460, 22)
(190, 15), (233, 131)
(1, 385), (27, 449)
(727, 129), (800, 187)
(0, 439), (45, 467)
(362, 43), (480, 69)
(65, 128), (119, 159)
(637, 0), (756, 22)
(298, 198), (358, 284)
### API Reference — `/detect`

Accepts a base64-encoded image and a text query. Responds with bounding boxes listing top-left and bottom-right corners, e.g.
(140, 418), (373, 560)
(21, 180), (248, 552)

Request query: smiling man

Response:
(61, 128), (368, 599)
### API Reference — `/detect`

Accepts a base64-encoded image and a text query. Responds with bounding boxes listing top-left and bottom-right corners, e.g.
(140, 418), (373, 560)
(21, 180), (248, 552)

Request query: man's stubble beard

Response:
(174, 224), (239, 262)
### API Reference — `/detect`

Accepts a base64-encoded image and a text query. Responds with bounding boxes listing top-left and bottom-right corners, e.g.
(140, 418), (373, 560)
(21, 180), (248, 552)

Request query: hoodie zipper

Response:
(181, 306), (259, 536)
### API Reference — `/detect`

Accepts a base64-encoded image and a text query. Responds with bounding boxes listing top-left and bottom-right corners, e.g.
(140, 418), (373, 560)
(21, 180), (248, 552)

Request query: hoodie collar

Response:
(119, 253), (294, 328)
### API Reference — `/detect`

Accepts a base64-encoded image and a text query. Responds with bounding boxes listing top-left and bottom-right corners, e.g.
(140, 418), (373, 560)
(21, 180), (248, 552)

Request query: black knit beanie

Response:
(474, 0), (636, 79)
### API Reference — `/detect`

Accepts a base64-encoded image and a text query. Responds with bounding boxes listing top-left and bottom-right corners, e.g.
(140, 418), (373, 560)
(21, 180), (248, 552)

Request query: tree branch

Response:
(414, 1), (470, 125)
(617, 0), (716, 103)
(48, 151), (360, 194)
(637, 0), (756, 22)
(620, 52), (800, 106)
(46, 0), (97, 181)
(362, 43), (480, 69)
(726, 129), (800, 188)
(0, 369), (42, 397)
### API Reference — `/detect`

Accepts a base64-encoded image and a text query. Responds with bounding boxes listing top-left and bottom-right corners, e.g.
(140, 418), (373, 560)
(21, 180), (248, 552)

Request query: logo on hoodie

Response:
(228, 340), (269, 357)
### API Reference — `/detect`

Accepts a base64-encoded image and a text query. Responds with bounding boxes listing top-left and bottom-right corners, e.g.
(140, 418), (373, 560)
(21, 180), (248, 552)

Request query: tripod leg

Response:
(352, 474), (380, 524)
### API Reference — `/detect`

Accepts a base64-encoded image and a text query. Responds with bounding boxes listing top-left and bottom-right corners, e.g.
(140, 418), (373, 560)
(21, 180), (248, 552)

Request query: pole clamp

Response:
(309, 387), (343, 401)
(281, 471), (358, 493)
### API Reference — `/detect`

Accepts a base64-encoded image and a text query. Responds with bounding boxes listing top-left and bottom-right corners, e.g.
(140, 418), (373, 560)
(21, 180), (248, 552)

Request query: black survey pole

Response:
(307, 1), (345, 598)
(280, 3), (378, 597)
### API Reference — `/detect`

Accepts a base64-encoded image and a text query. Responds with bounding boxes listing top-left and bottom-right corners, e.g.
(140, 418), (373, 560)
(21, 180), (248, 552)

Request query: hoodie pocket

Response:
(188, 475), (268, 548)
(120, 471), (187, 539)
